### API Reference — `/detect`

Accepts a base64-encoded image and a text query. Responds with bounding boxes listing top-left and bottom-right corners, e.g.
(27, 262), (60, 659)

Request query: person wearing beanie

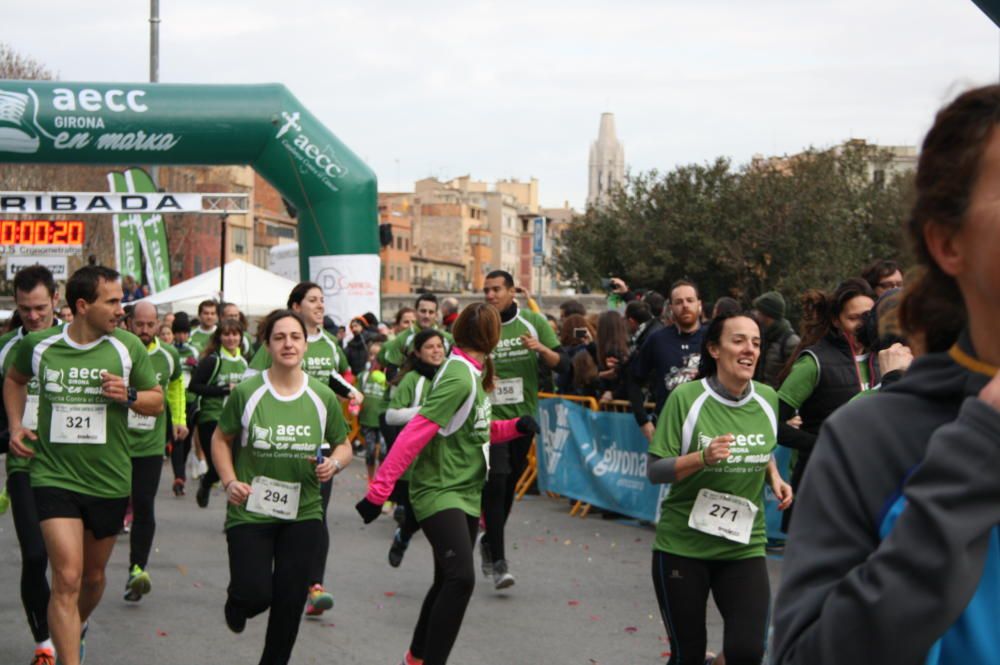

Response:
(752, 291), (800, 388)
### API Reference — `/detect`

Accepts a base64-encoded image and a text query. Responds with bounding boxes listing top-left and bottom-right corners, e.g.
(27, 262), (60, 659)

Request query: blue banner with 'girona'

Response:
(536, 398), (668, 522)
(535, 397), (788, 539)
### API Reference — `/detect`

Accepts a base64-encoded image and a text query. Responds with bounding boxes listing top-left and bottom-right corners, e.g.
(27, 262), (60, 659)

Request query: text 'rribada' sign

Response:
(0, 192), (208, 214)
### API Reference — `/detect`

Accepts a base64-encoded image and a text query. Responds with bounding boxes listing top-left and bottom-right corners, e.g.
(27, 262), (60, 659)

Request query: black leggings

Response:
(480, 434), (532, 561)
(130, 455), (163, 570)
(307, 455), (333, 586)
(409, 509), (478, 665)
(651, 551), (770, 665)
(198, 421), (219, 487)
(227, 520), (321, 665)
(9, 470), (50, 643)
(170, 404), (198, 481)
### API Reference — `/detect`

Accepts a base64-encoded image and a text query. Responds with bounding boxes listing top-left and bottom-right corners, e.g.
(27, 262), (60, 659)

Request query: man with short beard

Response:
(630, 280), (707, 442)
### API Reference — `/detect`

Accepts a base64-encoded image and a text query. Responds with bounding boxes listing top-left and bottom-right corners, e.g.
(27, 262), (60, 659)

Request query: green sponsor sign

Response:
(0, 82), (378, 287)
(126, 168), (171, 293)
(106, 171), (143, 283)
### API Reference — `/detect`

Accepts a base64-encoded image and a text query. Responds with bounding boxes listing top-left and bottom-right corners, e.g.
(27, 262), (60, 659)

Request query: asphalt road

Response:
(0, 457), (783, 664)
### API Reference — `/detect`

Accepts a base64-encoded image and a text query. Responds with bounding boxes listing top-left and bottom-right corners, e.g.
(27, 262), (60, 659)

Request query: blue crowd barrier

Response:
(536, 397), (789, 541)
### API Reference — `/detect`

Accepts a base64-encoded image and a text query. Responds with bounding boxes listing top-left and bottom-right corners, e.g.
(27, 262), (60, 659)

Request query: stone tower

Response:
(587, 112), (625, 208)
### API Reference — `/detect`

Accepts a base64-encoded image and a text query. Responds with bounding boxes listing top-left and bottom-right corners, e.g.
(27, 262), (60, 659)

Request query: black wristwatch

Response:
(125, 386), (138, 406)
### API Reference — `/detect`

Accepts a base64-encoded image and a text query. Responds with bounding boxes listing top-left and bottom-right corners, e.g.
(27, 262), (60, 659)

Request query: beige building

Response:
(412, 177), (491, 292)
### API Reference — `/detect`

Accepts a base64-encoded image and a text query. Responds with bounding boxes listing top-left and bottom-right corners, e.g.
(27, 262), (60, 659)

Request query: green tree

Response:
(555, 143), (913, 318)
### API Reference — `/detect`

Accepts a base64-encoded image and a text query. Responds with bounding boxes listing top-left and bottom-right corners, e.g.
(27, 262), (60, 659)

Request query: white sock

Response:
(38, 638), (54, 651)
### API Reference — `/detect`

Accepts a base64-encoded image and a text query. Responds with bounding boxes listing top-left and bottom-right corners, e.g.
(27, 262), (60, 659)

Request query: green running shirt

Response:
(357, 370), (388, 428)
(490, 307), (560, 420)
(128, 339), (182, 458)
(649, 379), (778, 560)
(1, 326), (43, 474)
(409, 354), (491, 522)
(12, 327), (158, 498)
(248, 329), (349, 382)
(380, 325), (453, 367)
(218, 371), (348, 529)
(197, 350), (249, 424)
(189, 326), (216, 354)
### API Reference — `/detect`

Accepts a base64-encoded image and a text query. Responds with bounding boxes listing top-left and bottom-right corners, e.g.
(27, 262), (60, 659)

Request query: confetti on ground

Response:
(156, 630), (168, 637)
(567, 600), (580, 606)
(176, 565), (188, 576)
(384, 591), (396, 597)
(323, 623), (336, 628)
(564, 539), (572, 545)
(192, 582), (202, 588)
(624, 626), (638, 634)
(589, 615), (601, 621)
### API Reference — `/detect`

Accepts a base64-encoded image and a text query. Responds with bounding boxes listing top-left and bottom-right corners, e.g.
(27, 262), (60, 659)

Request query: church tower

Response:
(587, 112), (625, 208)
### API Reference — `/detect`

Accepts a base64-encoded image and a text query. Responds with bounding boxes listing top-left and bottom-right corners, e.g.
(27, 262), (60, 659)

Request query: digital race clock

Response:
(0, 220), (85, 246)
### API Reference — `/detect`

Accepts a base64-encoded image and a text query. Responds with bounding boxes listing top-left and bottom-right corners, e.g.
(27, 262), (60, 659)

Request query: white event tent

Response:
(139, 259), (297, 318)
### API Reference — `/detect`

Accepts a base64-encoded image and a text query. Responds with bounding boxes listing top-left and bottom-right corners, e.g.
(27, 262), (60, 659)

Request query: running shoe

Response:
(478, 534), (493, 577)
(388, 528), (410, 568)
(0, 484), (9, 515)
(31, 647), (55, 665)
(224, 599), (246, 634)
(79, 622), (88, 664)
(195, 479), (210, 508)
(172, 479), (185, 497)
(400, 650), (424, 665)
(304, 584), (334, 616)
(492, 559), (515, 590)
(124, 564), (151, 602)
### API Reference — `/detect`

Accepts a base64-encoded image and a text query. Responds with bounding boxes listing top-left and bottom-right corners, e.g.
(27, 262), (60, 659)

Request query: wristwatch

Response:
(125, 386), (137, 406)
(332, 458), (344, 473)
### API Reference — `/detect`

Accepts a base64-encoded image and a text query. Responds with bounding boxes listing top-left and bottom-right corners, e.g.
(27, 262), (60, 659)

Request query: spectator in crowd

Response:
(556, 314), (598, 397)
(712, 296), (741, 319)
(346, 314), (380, 375)
(558, 299), (587, 326)
(58, 303), (73, 322)
(773, 83), (1000, 664)
(775, 278), (875, 530)
(122, 274), (138, 303)
(629, 279), (708, 441)
(861, 258), (904, 297)
(643, 290), (666, 321)
(440, 296), (460, 334)
(752, 291), (801, 388)
(595, 310), (630, 402)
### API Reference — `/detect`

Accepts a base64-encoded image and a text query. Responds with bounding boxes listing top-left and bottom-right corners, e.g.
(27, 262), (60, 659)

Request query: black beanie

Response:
(752, 291), (786, 320)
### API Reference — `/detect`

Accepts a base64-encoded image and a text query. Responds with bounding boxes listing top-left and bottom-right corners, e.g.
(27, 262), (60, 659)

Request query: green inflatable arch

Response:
(0, 80), (379, 322)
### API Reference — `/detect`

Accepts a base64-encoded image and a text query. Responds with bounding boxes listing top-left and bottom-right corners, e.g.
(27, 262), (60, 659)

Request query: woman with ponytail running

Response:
(355, 303), (539, 665)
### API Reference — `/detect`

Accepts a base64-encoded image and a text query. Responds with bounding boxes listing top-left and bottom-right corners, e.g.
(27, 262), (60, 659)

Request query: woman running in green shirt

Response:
(383, 328), (447, 567)
(212, 309), (351, 665)
(356, 303), (539, 665)
(647, 312), (793, 665)
(189, 318), (248, 508)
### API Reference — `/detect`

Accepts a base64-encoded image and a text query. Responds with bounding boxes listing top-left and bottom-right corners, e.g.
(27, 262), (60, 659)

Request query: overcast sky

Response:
(4, 1), (999, 209)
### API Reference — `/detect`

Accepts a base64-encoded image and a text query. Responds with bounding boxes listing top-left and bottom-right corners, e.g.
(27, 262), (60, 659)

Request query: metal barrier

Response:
(517, 392), (600, 516)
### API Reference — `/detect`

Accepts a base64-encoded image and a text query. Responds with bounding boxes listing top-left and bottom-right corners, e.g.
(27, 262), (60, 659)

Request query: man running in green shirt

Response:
(189, 299), (218, 353)
(123, 301), (185, 603)
(168, 313), (200, 496)
(380, 293), (453, 379)
(4, 266), (162, 665)
(481, 270), (568, 588)
(0, 265), (62, 665)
